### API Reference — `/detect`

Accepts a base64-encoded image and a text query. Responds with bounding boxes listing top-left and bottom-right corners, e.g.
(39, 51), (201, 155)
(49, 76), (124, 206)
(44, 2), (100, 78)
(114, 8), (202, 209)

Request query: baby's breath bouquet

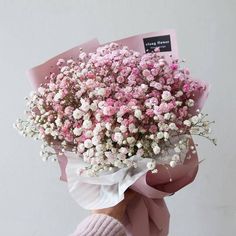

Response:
(14, 31), (216, 235)
(15, 42), (216, 177)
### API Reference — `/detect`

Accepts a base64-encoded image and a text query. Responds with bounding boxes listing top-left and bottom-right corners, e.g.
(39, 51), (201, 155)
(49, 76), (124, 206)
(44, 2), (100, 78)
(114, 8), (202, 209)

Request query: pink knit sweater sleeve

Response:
(70, 214), (127, 236)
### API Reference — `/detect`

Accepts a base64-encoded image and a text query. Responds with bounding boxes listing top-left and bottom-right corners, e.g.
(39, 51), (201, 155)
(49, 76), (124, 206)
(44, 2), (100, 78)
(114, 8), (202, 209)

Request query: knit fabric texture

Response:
(70, 214), (127, 236)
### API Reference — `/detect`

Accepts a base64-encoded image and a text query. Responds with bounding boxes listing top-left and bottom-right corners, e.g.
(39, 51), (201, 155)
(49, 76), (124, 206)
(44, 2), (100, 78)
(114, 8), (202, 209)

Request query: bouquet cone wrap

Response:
(27, 30), (210, 236)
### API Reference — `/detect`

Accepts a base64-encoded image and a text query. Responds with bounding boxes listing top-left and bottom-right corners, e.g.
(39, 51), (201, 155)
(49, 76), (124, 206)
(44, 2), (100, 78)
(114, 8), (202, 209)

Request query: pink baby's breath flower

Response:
(119, 105), (130, 116)
(146, 109), (154, 117)
(151, 68), (159, 76)
(39, 127), (45, 135)
(103, 106), (116, 116)
(106, 98), (115, 106)
(146, 75), (155, 81)
(154, 103), (169, 114)
(64, 106), (74, 116)
(114, 92), (124, 100)
(179, 106), (188, 118)
(65, 134), (73, 142)
(149, 124), (158, 133)
(87, 71), (95, 79)
(183, 83), (190, 92)
(54, 104), (63, 112)
(170, 63), (178, 70)
(47, 115), (54, 122)
(142, 69), (150, 77)
(56, 59), (65, 66)
(116, 76), (124, 83)
(46, 93), (54, 102)
(122, 119), (129, 127)
(57, 73), (64, 80)
(128, 99), (137, 106)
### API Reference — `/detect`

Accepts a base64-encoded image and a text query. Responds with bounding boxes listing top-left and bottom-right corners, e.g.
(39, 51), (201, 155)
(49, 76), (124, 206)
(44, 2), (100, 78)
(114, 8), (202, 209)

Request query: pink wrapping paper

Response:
(102, 29), (178, 64)
(27, 39), (100, 89)
(26, 33), (209, 236)
(122, 138), (199, 236)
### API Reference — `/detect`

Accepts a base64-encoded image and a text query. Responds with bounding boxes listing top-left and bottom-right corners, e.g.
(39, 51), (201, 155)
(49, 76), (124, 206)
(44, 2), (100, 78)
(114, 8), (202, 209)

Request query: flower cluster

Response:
(14, 43), (216, 176)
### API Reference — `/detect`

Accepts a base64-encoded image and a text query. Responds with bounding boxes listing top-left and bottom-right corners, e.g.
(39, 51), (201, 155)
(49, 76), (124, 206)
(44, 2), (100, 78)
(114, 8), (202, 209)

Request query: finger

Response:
(124, 189), (137, 202)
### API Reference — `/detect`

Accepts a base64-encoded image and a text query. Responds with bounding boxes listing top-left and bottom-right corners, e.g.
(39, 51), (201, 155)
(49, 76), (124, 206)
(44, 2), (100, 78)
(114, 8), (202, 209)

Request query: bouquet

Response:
(14, 30), (216, 236)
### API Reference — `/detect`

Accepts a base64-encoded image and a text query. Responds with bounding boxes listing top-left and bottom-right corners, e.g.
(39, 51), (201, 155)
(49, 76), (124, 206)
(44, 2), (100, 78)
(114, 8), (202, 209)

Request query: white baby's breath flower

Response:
(158, 123), (169, 131)
(97, 88), (106, 96)
(197, 113), (203, 119)
(128, 123), (138, 133)
(51, 130), (58, 137)
(92, 136), (100, 145)
(153, 115), (159, 121)
(54, 90), (63, 101)
(45, 128), (52, 135)
(84, 139), (93, 148)
(117, 117), (123, 123)
(140, 83), (148, 91)
(161, 91), (172, 101)
(183, 120), (191, 127)
(98, 101), (105, 109)
(169, 122), (178, 130)
(96, 144), (103, 152)
(73, 109), (83, 120)
(92, 164), (99, 171)
(186, 99), (195, 107)
(144, 101), (152, 108)
(114, 132), (123, 143)
(73, 127), (82, 136)
(87, 148), (95, 158)
(82, 119), (92, 129)
(119, 147), (128, 154)
(95, 113), (101, 121)
(156, 132), (164, 139)
(175, 90), (183, 97)
(105, 123), (112, 130)
(153, 145), (161, 154)
(175, 101), (183, 106)
(164, 113), (171, 120)
(164, 132), (169, 140)
(147, 161), (156, 170)
(85, 130), (93, 138)
(120, 125), (127, 133)
(90, 102), (98, 111)
(77, 143), (85, 153)
(170, 160), (177, 168)
(191, 116), (199, 124)
(117, 153), (126, 161)
(105, 130), (111, 137)
(151, 141), (158, 148)
(38, 87), (45, 95)
(114, 160), (123, 168)
(127, 137), (135, 144)
(134, 109), (142, 119)
(80, 101), (90, 112)
(136, 142), (142, 148)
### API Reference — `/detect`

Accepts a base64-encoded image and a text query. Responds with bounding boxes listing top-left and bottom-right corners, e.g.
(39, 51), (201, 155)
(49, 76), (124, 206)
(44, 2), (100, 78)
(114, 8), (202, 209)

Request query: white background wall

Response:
(0, 0), (235, 235)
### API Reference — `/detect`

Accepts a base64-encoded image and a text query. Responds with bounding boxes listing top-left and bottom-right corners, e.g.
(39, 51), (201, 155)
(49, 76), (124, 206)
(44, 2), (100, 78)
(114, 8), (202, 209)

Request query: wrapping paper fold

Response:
(27, 30), (209, 236)
(27, 39), (100, 89)
(101, 29), (178, 64)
